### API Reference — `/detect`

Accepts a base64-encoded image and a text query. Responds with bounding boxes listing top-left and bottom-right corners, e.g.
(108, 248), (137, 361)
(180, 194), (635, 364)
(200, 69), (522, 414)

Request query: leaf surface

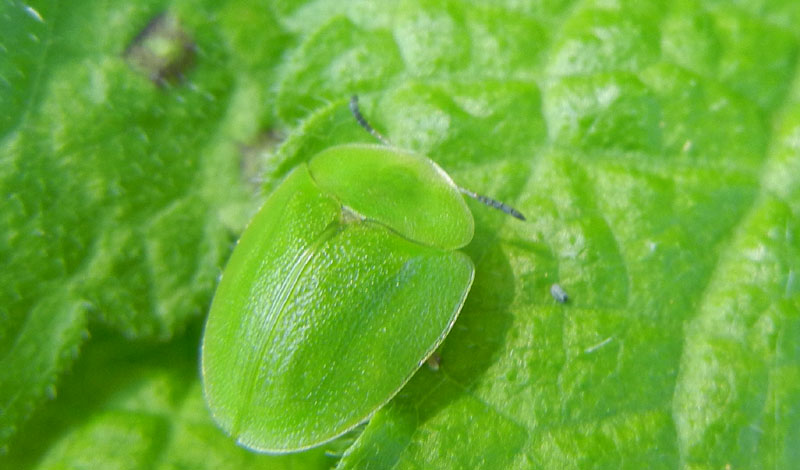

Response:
(3, 0), (800, 468)
(0, 0), (291, 448)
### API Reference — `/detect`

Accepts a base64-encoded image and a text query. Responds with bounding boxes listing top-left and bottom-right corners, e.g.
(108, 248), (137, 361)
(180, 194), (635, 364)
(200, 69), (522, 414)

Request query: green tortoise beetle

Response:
(201, 96), (525, 453)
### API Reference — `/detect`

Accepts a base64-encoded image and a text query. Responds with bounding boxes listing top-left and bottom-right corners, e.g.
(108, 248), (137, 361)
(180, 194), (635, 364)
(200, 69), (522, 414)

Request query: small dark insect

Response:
(124, 12), (196, 86)
(550, 283), (568, 303)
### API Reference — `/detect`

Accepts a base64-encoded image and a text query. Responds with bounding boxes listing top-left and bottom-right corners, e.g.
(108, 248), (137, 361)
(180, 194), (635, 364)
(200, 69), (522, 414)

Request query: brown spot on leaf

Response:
(125, 13), (196, 86)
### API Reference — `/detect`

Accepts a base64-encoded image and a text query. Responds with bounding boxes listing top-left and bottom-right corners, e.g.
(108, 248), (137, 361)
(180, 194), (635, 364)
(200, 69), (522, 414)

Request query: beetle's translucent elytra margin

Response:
(349, 95), (526, 221)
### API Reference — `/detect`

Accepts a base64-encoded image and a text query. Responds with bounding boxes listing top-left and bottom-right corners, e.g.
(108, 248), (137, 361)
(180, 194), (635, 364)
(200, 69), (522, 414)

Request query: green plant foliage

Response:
(1, 0), (799, 468)
(0, 328), (333, 469)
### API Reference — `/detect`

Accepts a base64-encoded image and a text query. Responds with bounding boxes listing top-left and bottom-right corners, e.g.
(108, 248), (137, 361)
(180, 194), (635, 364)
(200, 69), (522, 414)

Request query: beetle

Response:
(201, 96), (524, 453)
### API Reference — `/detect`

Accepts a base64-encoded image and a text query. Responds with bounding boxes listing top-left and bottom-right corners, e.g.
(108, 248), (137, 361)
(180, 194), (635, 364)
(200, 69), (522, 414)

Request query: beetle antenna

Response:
(350, 95), (525, 221)
(350, 95), (392, 146)
(458, 187), (526, 221)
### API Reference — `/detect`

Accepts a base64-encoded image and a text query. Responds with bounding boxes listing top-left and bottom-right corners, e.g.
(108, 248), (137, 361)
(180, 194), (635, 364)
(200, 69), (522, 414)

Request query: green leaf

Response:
(0, 328), (334, 469)
(265, 1), (799, 468)
(3, 0), (800, 468)
(673, 109), (800, 469)
(0, 0), (291, 448)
